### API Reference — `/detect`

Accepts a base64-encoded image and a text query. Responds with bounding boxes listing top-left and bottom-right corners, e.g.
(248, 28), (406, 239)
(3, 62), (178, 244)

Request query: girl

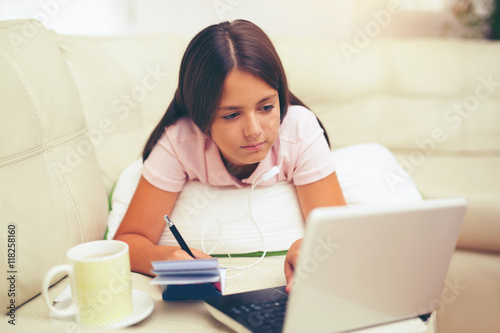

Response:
(114, 19), (346, 288)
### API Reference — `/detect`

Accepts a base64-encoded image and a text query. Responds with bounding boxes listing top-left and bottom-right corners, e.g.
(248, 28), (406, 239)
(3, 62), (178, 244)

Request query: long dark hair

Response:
(143, 19), (329, 160)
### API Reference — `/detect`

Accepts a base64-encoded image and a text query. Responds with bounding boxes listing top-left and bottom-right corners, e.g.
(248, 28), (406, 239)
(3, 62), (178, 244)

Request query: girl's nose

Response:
(244, 113), (262, 138)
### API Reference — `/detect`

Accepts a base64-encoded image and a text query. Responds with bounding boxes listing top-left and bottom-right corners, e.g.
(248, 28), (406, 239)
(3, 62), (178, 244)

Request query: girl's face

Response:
(210, 69), (281, 175)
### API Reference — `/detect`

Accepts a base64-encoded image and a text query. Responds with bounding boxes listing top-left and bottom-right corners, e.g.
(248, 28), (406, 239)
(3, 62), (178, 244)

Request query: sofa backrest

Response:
(54, 32), (184, 192)
(0, 20), (108, 310)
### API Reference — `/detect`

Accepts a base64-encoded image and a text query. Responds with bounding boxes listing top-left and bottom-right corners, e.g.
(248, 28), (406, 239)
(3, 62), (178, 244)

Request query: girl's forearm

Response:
(114, 233), (174, 276)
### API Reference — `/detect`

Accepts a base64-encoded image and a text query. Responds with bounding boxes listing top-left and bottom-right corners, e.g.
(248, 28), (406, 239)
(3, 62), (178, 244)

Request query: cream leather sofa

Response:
(1, 19), (499, 333)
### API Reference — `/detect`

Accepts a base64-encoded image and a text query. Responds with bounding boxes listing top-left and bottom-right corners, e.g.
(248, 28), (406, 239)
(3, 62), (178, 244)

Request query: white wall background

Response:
(0, 0), (494, 38)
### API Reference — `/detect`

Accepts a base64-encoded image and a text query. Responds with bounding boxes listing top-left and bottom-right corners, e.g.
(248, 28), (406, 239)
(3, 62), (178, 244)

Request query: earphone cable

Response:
(200, 132), (284, 277)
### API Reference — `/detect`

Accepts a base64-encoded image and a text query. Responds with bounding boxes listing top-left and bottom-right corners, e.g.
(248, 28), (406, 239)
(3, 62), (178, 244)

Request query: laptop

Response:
(204, 197), (466, 333)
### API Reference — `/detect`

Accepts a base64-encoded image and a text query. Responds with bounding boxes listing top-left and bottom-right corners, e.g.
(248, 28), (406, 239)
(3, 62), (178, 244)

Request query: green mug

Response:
(42, 240), (133, 327)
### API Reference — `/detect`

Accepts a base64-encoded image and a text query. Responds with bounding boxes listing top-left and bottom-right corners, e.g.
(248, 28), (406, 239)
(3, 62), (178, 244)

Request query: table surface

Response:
(5, 256), (436, 333)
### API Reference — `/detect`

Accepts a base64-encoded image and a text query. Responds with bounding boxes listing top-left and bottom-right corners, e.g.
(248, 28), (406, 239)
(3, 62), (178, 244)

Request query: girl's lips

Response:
(241, 142), (265, 151)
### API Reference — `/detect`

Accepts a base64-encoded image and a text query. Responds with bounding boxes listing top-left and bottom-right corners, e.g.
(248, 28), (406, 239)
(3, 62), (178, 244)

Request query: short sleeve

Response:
(142, 131), (187, 192)
(289, 108), (336, 186)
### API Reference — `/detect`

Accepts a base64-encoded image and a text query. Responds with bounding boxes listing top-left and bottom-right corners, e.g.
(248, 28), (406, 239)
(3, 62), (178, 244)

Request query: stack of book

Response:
(150, 259), (225, 300)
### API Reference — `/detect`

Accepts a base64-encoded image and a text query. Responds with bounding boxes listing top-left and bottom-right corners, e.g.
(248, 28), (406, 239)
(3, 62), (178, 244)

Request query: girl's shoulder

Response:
(280, 105), (320, 142)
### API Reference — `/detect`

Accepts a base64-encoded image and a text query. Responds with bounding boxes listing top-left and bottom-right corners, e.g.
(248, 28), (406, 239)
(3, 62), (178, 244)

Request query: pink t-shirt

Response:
(143, 105), (336, 192)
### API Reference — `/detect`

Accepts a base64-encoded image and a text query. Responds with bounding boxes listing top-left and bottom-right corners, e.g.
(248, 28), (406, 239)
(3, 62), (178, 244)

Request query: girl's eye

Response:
(261, 105), (275, 112)
(223, 112), (239, 120)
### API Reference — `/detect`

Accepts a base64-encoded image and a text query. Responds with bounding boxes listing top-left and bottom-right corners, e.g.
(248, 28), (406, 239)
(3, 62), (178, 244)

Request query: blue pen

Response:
(163, 215), (196, 259)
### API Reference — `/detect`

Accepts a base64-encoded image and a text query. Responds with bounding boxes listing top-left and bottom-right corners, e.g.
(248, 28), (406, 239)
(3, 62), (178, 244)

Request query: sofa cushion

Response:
(0, 19), (108, 310)
(409, 154), (500, 253)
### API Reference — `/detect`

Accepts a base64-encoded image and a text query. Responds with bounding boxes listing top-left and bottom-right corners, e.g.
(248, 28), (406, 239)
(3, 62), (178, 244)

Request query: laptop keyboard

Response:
(229, 299), (288, 333)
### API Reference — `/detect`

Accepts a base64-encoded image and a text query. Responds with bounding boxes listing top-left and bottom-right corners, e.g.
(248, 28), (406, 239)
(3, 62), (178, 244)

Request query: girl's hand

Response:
(284, 238), (302, 293)
(164, 247), (212, 261)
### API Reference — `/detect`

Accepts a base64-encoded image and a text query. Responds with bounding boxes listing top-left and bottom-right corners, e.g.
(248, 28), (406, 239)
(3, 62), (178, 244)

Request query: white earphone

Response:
(200, 132), (283, 278)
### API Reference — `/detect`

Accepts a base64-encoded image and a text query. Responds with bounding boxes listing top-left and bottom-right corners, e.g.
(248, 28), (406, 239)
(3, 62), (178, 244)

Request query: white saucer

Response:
(51, 289), (154, 328)
(106, 289), (154, 329)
